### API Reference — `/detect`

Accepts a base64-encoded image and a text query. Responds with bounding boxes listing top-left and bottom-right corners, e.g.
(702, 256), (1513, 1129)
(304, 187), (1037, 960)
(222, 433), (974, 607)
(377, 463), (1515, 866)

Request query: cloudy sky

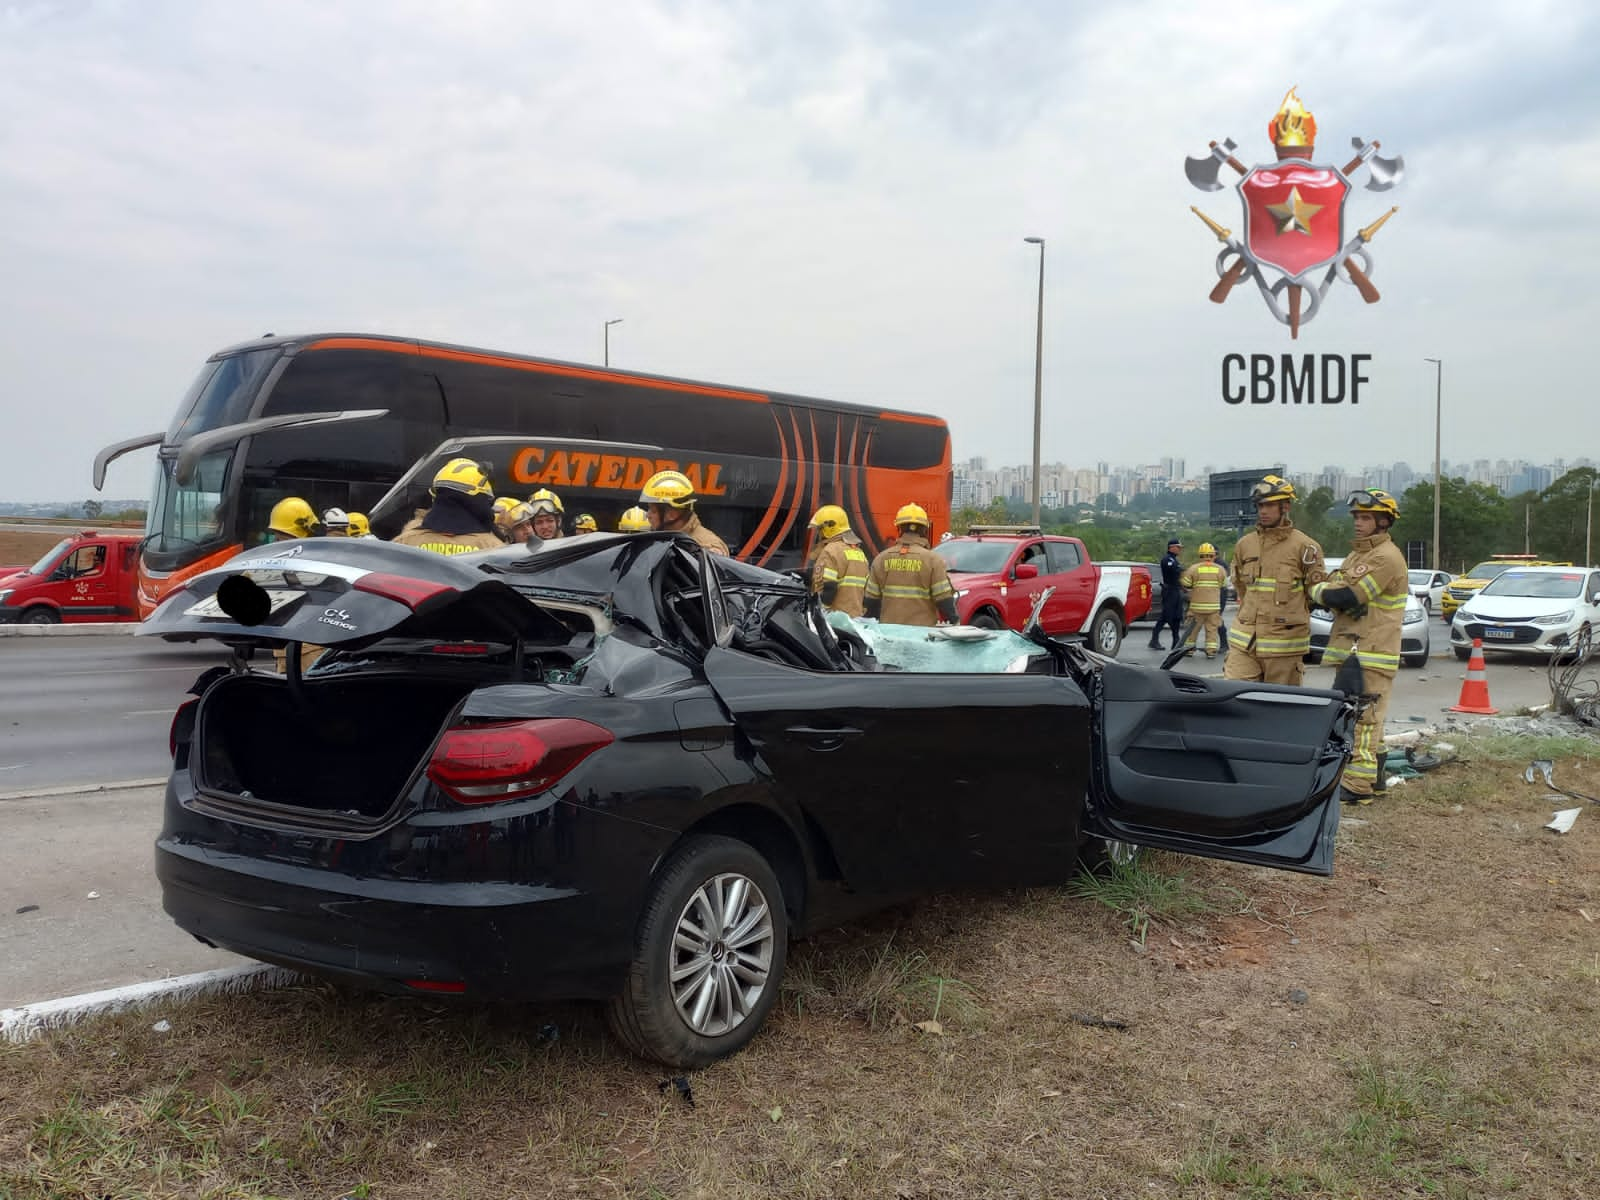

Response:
(1, 0), (1595, 502)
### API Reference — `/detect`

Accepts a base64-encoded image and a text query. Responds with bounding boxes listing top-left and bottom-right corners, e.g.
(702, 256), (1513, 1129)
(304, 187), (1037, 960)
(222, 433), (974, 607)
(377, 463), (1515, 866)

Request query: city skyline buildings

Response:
(954, 454), (1597, 513)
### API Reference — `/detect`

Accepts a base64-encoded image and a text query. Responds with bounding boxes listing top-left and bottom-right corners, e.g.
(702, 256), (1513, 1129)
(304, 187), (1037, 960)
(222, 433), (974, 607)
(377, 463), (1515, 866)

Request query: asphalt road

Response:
(0, 784), (249, 1008)
(1117, 613), (1598, 723)
(0, 638), (226, 794)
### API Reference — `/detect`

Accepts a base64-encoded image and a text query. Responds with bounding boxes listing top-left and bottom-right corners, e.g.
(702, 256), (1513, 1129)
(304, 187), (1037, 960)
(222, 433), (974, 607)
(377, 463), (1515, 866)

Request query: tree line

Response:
(953, 467), (1599, 569)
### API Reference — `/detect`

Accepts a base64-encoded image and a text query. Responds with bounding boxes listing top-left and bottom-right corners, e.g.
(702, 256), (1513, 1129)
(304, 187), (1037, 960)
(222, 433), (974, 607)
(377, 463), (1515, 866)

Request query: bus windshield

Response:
(145, 451), (230, 555)
(167, 347), (280, 442)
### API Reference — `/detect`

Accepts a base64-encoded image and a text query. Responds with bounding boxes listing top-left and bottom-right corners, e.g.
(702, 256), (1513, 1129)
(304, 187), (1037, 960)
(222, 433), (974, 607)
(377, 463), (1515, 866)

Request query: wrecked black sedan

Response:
(146, 532), (1354, 1067)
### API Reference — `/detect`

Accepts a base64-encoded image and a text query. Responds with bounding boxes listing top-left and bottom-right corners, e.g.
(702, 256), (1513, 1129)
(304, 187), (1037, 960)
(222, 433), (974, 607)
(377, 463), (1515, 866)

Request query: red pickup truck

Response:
(0, 531), (142, 624)
(934, 526), (1152, 657)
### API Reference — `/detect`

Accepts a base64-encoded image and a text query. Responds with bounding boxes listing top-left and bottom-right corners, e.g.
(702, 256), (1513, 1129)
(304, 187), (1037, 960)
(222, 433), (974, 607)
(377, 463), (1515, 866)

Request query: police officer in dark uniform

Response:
(1150, 536), (1186, 649)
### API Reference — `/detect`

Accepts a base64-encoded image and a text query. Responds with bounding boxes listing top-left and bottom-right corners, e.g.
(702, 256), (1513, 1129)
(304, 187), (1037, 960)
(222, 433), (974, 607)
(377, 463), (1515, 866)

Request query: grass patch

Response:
(1067, 850), (1222, 945)
(1454, 730), (1600, 764)
(4, 756), (1599, 1198)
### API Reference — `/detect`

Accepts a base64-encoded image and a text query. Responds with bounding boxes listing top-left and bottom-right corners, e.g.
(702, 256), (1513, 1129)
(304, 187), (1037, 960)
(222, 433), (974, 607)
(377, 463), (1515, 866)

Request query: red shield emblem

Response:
(1240, 162), (1349, 279)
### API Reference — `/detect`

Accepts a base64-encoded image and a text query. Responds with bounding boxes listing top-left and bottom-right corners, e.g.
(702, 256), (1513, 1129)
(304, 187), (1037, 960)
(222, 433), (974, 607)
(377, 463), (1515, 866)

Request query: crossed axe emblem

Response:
(1185, 101), (1406, 337)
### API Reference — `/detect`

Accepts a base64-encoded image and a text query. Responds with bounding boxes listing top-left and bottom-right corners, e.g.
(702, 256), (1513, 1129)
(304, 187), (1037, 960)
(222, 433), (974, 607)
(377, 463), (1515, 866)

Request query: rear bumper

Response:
(156, 835), (629, 1000)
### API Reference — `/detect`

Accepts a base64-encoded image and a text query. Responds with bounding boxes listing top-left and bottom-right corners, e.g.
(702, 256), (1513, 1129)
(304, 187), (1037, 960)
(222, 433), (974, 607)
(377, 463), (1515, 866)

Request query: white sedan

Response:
(1450, 565), (1600, 659)
(1308, 589), (1430, 669)
(1408, 569), (1453, 613)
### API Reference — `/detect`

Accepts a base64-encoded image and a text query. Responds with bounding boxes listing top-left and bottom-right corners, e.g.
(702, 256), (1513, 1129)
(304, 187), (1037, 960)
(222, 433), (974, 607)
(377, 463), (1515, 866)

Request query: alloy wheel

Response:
(669, 871), (776, 1037)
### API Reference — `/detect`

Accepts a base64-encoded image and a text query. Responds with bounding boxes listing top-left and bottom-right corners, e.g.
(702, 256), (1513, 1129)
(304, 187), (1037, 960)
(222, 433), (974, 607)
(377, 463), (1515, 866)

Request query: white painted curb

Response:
(0, 777), (167, 803)
(2, 964), (304, 1043)
(0, 622), (138, 636)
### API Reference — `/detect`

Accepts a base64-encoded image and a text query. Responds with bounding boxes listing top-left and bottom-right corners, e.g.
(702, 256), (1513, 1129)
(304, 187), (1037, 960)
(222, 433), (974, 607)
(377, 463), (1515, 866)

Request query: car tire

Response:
(1403, 652), (1428, 669)
(970, 610), (1003, 631)
(1453, 645), (1471, 661)
(606, 834), (787, 1069)
(20, 607), (58, 625)
(1088, 607), (1122, 657)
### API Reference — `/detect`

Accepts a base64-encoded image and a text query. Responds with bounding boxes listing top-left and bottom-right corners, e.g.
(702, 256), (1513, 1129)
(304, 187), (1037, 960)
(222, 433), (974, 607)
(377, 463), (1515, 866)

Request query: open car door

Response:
(1081, 658), (1355, 875)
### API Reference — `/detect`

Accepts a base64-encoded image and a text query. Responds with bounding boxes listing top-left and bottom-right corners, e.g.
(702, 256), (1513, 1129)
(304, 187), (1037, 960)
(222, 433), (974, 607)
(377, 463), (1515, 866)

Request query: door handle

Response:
(785, 725), (863, 751)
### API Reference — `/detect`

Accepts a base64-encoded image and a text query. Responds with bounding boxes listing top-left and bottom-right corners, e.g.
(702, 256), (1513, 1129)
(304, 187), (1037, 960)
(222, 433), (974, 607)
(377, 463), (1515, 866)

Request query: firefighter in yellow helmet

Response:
(864, 503), (957, 626)
(617, 506), (651, 533)
(496, 501), (536, 545)
(805, 505), (870, 617)
(573, 513), (598, 534)
(1180, 541), (1228, 660)
(1315, 488), (1409, 805)
(527, 488), (565, 542)
(392, 458), (503, 555)
(263, 498), (323, 673)
(639, 469), (728, 554)
(492, 496), (522, 542)
(265, 497), (319, 544)
(1223, 475), (1327, 686)
(345, 512), (374, 538)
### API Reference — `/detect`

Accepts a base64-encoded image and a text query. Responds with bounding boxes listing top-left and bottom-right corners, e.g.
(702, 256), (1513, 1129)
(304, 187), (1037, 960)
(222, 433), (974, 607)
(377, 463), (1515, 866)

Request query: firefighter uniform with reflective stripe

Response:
(811, 535), (870, 617)
(392, 527), (504, 554)
(679, 512), (729, 555)
(1316, 531), (1408, 798)
(1180, 559), (1228, 658)
(1224, 519), (1327, 685)
(865, 533), (955, 626)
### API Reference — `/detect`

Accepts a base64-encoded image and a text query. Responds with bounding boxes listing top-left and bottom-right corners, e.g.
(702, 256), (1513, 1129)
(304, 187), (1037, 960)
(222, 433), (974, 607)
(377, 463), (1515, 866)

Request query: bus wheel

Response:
(21, 608), (58, 625)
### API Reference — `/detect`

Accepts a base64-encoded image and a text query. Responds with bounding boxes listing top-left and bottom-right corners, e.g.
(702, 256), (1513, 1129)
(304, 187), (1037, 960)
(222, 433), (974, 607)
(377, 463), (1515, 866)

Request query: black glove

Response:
(1320, 586), (1363, 614)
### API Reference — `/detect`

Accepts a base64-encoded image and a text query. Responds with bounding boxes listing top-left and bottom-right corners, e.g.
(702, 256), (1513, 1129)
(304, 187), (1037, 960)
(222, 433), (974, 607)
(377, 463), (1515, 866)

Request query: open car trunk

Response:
(195, 672), (472, 820)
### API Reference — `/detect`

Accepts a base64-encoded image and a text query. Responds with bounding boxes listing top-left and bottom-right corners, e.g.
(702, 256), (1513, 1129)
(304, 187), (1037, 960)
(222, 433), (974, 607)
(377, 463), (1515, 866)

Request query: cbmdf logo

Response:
(1186, 88), (1404, 339)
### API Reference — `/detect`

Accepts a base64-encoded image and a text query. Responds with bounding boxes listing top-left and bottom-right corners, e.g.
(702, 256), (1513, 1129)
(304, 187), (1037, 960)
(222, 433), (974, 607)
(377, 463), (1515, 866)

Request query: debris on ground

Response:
(1545, 809), (1582, 834)
(15, 904), (39, 915)
(1524, 759), (1600, 805)
(150, 1019), (172, 1034)
(1069, 1013), (1130, 1030)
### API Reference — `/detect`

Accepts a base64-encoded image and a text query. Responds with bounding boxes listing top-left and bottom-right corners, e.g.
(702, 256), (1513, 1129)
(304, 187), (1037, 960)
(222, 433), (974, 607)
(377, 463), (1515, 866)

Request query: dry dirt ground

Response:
(3, 748), (1598, 1199)
(0, 530), (75, 570)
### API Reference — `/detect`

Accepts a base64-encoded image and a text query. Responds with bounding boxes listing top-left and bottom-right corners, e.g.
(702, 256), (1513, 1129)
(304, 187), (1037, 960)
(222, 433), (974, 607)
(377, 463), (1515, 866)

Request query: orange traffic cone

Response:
(1448, 638), (1498, 715)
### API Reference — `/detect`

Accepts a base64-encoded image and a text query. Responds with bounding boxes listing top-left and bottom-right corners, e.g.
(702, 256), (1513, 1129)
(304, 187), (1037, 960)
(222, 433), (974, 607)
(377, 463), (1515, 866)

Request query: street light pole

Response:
(1024, 237), (1045, 528)
(1587, 472), (1594, 567)
(1424, 358), (1442, 571)
(603, 318), (623, 367)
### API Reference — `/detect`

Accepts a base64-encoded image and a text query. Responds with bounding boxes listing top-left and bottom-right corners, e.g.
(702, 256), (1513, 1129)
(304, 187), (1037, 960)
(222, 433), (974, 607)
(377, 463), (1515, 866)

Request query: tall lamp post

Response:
(1023, 237), (1045, 528)
(1424, 357), (1442, 571)
(604, 318), (623, 367)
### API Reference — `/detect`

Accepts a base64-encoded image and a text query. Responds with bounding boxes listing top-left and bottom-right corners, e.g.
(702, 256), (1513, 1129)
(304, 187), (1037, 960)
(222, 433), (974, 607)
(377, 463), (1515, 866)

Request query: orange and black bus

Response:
(94, 333), (952, 617)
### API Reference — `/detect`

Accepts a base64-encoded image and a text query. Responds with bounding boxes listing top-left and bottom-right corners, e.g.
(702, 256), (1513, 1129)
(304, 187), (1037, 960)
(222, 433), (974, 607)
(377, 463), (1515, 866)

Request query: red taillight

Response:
(405, 979), (467, 994)
(426, 719), (614, 806)
(352, 573), (454, 608)
(169, 698), (199, 759)
(428, 642), (491, 656)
